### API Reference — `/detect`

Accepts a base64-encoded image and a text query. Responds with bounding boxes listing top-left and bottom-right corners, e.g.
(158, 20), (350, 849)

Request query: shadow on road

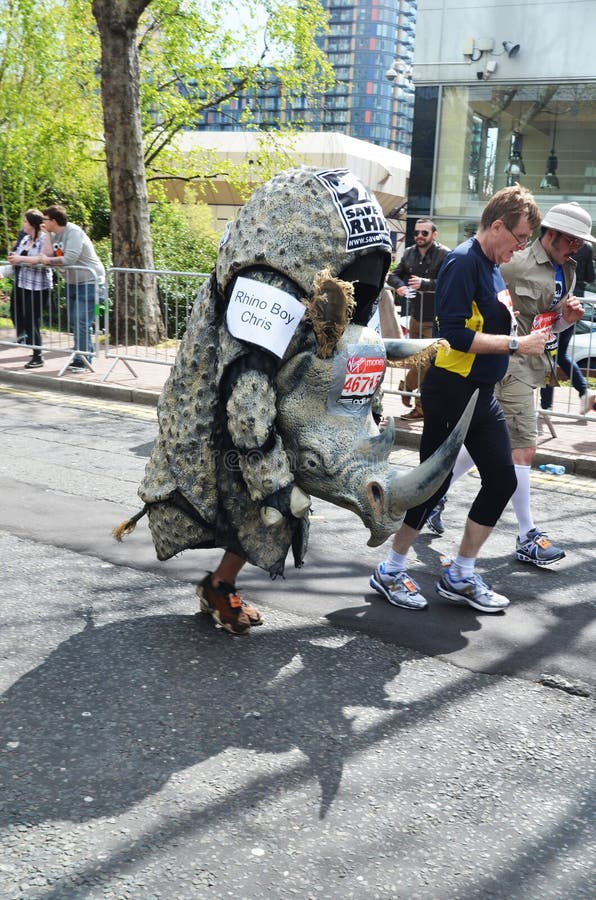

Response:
(1, 611), (407, 826)
(1, 606), (592, 900)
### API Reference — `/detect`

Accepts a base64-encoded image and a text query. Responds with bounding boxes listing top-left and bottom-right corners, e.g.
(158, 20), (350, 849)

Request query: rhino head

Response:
(275, 274), (475, 546)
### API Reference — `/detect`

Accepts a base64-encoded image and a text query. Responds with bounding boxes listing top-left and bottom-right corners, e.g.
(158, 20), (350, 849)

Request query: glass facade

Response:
(417, 82), (596, 250)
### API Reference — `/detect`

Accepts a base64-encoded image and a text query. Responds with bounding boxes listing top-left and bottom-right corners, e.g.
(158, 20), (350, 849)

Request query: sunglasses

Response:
(414, 229), (430, 237)
(556, 232), (584, 250)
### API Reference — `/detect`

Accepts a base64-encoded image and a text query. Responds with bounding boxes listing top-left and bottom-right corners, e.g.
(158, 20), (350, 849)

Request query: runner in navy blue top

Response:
(370, 185), (547, 613)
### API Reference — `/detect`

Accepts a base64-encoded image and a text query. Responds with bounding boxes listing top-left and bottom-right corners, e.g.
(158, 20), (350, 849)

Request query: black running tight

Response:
(404, 366), (517, 531)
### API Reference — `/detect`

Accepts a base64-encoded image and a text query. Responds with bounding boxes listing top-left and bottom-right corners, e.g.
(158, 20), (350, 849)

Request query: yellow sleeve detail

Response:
(434, 301), (483, 377)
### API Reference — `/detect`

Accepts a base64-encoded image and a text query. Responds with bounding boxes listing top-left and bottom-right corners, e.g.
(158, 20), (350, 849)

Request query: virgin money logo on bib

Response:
(315, 169), (392, 254)
(532, 309), (560, 351)
(327, 344), (386, 417)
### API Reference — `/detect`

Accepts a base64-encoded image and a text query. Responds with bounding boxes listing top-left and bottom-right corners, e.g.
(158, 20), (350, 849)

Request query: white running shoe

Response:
(369, 563), (428, 610)
(436, 567), (509, 612)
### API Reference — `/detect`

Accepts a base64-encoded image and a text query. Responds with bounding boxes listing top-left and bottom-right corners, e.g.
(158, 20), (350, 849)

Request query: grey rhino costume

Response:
(116, 167), (469, 578)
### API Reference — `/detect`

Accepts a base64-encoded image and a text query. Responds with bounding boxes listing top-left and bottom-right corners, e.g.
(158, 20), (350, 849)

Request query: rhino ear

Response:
(384, 338), (449, 368)
(304, 268), (356, 358)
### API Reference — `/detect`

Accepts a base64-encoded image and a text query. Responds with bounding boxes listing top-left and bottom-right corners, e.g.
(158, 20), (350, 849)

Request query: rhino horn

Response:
(365, 390), (478, 541)
(355, 417), (395, 458)
(383, 337), (447, 366)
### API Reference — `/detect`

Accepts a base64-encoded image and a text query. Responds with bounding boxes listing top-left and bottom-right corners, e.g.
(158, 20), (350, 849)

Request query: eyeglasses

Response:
(503, 223), (531, 249)
(556, 232), (584, 250)
(414, 229), (430, 237)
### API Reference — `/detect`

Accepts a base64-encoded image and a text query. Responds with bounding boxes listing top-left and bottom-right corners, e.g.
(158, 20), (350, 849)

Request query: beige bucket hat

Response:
(541, 202), (596, 244)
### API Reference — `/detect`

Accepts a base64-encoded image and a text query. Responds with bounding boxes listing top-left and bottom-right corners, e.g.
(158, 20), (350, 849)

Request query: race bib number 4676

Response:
(327, 344), (386, 417)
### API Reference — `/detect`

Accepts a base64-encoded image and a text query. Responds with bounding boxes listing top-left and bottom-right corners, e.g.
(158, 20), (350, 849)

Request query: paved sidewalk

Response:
(381, 373), (596, 478)
(1, 340), (595, 476)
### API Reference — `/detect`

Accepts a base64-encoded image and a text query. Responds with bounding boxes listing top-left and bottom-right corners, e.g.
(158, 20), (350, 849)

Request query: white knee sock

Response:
(511, 465), (534, 538)
(451, 445), (475, 484)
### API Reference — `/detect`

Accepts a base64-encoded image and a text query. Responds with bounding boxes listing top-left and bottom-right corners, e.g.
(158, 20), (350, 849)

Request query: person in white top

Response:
(35, 205), (105, 371)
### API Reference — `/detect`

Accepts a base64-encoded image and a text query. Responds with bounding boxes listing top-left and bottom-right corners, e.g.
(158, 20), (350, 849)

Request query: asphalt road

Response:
(0, 384), (594, 899)
(0, 383), (594, 690)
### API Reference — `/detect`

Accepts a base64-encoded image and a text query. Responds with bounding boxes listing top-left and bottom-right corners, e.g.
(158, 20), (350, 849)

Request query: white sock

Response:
(451, 555), (475, 579)
(511, 465), (534, 538)
(385, 549), (408, 573)
(451, 445), (475, 484)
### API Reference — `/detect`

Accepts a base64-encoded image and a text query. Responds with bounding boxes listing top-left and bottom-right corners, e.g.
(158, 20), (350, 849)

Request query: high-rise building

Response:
(310, 1), (415, 153)
(194, 1), (416, 155)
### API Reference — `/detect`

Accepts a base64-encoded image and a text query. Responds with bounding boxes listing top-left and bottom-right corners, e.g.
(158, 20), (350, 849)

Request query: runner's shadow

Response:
(327, 588), (484, 657)
(0, 611), (407, 826)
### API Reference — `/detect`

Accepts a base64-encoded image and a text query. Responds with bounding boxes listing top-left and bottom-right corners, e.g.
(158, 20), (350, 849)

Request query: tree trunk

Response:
(92, 0), (165, 345)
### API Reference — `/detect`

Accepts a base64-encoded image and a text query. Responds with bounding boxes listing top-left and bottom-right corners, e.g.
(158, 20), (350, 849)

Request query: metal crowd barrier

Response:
(3, 261), (593, 424)
(102, 267), (209, 382)
(0, 263), (102, 376)
(382, 290), (434, 404)
(383, 292), (596, 424)
(537, 298), (596, 428)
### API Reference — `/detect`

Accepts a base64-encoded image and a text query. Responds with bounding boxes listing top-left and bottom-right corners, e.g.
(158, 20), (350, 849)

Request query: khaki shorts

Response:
(494, 373), (537, 449)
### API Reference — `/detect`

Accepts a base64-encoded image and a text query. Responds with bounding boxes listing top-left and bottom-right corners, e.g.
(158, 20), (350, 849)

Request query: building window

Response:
(432, 83), (596, 247)
(468, 113), (498, 198)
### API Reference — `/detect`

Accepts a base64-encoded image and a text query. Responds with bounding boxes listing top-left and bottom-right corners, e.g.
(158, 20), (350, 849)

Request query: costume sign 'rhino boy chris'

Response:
(115, 167), (473, 584)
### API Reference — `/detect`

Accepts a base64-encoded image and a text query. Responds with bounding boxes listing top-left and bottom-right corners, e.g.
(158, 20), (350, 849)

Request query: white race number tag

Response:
(327, 343), (386, 417)
(226, 277), (306, 358)
(368, 307), (381, 335)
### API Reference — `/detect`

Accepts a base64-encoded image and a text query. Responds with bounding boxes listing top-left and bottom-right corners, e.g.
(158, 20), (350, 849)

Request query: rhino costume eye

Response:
(298, 449), (333, 475)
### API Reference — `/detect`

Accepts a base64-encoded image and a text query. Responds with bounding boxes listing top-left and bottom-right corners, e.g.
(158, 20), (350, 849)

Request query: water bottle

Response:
(539, 463), (566, 475)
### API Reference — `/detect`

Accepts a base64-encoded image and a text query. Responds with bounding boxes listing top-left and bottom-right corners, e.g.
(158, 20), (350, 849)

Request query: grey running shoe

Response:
(369, 563), (428, 610)
(427, 496), (446, 536)
(436, 567), (509, 612)
(515, 528), (565, 567)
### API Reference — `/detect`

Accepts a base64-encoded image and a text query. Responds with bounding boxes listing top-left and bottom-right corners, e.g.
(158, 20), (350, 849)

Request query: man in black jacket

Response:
(387, 218), (449, 418)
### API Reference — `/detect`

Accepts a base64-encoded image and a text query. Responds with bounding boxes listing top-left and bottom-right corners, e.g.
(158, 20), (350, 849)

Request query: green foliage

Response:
(0, 0), (103, 247)
(138, 0), (333, 187)
(94, 237), (113, 272)
(150, 197), (218, 273)
(38, 177), (111, 242)
(149, 197), (219, 337)
(0, 0), (332, 253)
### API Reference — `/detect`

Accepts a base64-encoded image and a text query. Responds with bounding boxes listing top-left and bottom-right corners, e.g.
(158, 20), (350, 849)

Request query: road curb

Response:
(1, 367), (594, 477)
(0, 369), (159, 407)
(393, 425), (596, 479)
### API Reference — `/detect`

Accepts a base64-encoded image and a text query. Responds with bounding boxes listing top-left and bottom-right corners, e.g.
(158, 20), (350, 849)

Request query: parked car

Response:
(576, 294), (596, 334)
(568, 331), (596, 370)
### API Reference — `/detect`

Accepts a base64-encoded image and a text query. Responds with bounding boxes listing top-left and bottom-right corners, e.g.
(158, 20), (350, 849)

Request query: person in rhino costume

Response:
(114, 167), (459, 634)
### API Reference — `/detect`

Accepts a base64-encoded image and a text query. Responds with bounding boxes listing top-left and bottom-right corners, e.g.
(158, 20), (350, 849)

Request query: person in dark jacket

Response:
(370, 186), (545, 612)
(387, 219), (449, 418)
